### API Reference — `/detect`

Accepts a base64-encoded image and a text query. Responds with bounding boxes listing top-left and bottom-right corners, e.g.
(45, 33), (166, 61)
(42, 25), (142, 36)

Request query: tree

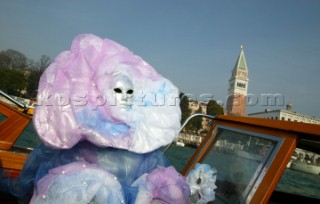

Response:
(0, 52), (10, 70)
(207, 99), (224, 116)
(26, 70), (42, 98)
(37, 55), (51, 71)
(179, 92), (191, 124)
(26, 55), (51, 98)
(0, 49), (27, 70)
(0, 49), (51, 97)
(0, 69), (26, 95)
(191, 105), (203, 133)
(0, 49), (28, 95)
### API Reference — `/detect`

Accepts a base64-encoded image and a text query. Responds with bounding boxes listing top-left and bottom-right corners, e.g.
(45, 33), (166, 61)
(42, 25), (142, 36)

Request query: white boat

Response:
(290, 161), (320, 175)
(233, 149), (264, 161)
(175, 139), (185, 147)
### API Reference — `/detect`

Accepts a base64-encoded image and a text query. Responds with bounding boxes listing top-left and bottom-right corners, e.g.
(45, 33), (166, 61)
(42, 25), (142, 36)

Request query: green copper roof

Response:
(233, 47), (248, 71)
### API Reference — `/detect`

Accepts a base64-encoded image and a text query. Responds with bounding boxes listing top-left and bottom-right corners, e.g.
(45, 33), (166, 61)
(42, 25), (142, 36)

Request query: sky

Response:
(1, 0), (320, 117)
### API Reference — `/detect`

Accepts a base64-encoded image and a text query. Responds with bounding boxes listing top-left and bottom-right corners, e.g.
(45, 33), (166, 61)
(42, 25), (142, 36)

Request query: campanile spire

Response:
(226, 45), (249, 116)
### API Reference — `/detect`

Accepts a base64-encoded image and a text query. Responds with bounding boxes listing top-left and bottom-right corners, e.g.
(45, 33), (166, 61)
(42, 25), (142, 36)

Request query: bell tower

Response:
(226, 45), (249, 116)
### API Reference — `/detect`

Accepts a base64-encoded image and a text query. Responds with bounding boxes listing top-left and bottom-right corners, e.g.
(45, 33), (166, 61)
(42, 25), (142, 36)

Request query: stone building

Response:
(248, 103), (320, 124)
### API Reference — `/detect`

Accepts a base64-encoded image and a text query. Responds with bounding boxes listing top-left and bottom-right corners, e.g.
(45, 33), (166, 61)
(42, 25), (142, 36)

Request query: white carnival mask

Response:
(112, 75), (134, 111)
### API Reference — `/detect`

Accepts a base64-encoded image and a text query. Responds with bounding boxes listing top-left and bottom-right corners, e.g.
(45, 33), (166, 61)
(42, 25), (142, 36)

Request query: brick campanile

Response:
(226, 45), (249, 116)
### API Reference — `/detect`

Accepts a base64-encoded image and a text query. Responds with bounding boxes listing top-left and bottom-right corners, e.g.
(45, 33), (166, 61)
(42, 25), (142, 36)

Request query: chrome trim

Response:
(0, 90), (26, 108)
(163, 113), (215, 152)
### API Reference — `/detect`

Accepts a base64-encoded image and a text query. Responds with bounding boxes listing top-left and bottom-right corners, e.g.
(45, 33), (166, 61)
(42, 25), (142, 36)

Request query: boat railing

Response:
(163, 113), (216, 152)
(0, 90), (28, 112)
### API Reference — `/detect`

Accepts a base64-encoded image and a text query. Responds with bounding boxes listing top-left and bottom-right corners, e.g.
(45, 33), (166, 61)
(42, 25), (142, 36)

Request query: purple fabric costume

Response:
(33, 34), (181, 153)
(1, 34), (191, 204)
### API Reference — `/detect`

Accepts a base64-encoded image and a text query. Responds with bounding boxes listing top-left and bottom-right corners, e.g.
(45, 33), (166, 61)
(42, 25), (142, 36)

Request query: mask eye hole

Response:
(114, 88), (122, 93)
(127, 89), (133, 94)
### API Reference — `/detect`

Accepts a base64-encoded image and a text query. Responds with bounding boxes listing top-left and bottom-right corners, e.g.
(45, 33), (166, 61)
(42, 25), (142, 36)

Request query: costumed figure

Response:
(0, 34), (216, 204)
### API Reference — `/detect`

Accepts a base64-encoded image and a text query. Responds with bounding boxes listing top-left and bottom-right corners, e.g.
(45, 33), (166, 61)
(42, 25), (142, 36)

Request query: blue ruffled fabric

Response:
(0, 142), (170, 203)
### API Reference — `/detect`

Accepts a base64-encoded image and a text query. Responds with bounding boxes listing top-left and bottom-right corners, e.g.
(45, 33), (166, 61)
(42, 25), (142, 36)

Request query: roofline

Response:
(248, 109), (320, 120)
(215, 114), (320, 137)
(248, 109), (282, 115)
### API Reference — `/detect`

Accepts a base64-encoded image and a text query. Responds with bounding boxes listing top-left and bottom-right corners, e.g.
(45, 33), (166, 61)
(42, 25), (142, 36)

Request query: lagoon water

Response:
(14, 120), (41, 149)
(165, 144), (320, 202)
(14, 121), (320, 202)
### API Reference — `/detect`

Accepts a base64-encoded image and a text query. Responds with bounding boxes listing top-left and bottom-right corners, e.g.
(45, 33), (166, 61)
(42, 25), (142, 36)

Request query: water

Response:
(164, 144), (196, 172)
(0, 113), (7, 123)
(165, 144), (320, 202)
(14, 120), (41, 149)
(11, 122), (320, 201)
(276, 168), (320, 199)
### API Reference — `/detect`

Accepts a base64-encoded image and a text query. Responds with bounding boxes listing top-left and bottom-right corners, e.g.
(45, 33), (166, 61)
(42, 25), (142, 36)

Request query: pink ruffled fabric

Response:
(33, 34), (181, 153)
(133, 166), (191, 204)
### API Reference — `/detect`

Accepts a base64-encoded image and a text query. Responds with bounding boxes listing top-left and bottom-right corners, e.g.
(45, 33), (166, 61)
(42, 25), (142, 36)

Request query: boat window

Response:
(12, 120), (41, 153)
(164, 114), (214, 172)
(183, 126), (283, 203)
(0, 113), (7, 123)
(165, 140), (197, 172)
(275, 147), (320, 200)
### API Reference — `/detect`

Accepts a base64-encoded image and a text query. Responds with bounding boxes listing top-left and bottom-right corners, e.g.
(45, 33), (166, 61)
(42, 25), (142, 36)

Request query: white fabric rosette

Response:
(186, 163), (217, 204)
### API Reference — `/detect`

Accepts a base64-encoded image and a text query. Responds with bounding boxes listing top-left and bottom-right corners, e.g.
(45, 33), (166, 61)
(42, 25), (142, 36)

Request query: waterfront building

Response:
(226, 45), (249, 116)
(188, 100), (209, 131)
(248, 103), (320, 125)
(188, 99), (207, 115)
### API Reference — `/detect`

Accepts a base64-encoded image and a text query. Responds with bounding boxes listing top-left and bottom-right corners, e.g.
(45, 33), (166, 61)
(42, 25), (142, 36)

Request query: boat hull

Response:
(290, 162), (320, 175)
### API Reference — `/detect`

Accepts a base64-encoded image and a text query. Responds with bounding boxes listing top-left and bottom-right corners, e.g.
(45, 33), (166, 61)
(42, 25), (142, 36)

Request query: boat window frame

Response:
(0, 101), (31, 171)
(182, 125), (284, 203)
(0, 101), (31, 151)
(181, 115), (298, 203)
